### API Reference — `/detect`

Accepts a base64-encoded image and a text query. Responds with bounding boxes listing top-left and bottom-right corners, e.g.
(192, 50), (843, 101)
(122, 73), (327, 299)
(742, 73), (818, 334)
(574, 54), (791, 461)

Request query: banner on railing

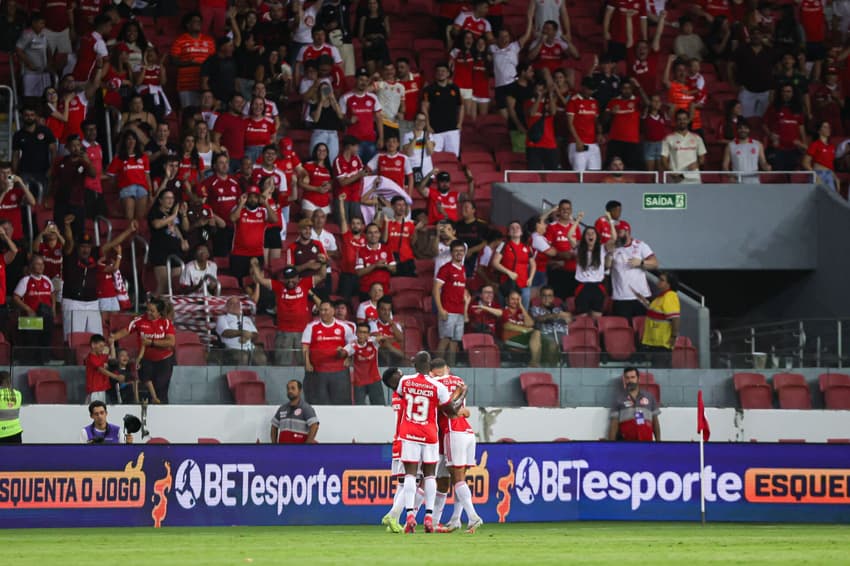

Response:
(0, 443), (848, 528)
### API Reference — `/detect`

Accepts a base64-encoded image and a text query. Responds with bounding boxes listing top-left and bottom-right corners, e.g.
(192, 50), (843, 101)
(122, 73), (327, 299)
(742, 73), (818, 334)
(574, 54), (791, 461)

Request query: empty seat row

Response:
(733, 372), (850, 410)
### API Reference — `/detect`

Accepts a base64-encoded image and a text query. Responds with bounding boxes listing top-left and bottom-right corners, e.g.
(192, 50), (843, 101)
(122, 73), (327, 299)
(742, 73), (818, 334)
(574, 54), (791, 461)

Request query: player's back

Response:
(437, 374), (473, 434)
(396, 373), (448, 444)
(391, 392), (403, 458)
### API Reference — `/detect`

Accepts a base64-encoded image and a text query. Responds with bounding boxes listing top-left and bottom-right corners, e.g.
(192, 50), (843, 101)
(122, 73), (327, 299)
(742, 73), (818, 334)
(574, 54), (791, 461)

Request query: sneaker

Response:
(382, 513), (402, 534)
(466, 516), (484, 533)
(423, 514), (434, 533)
(435, 521), (460, 533)
(404, 515), (417, 534)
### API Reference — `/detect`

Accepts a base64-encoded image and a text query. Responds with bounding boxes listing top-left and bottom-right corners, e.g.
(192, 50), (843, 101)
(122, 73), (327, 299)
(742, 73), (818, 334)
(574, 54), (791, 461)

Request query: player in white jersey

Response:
(430, 359), (483, 533)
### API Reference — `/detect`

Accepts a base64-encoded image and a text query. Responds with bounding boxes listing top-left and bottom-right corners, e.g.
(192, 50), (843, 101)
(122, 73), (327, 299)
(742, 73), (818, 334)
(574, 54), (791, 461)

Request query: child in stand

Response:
(341, 322), (385, 405)
(85, 334), (123, 404)
(108, 339), (140, 404)
(135, 45), (172, 121)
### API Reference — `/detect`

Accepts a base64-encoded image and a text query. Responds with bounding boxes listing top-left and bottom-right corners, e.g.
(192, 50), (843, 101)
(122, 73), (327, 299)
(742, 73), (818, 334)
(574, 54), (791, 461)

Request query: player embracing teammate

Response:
(379, 352), (482, 534)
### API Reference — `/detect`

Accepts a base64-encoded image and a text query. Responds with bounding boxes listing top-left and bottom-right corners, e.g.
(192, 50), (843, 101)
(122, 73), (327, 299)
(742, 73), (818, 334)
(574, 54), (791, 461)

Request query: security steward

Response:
(607, 366), (661, 441)
(0, 371), (22, 443)
(270, 379), (319, 444)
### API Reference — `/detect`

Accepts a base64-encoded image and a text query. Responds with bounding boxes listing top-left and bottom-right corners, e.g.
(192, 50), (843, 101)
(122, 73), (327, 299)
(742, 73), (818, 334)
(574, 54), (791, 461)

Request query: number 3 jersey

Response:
(396, 373), (451, 444)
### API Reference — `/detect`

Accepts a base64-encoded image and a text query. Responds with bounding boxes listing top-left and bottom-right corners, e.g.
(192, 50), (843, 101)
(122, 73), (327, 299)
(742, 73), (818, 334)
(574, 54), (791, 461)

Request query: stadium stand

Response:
(734, 373), (773, 410)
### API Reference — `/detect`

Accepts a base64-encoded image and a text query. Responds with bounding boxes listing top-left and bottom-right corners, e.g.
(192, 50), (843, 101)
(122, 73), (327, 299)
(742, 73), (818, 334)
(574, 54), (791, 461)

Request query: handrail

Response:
(502, 169), (818, 185)
(104, 108), (116, 164)
(661, 170), (817, 184)
(8, 57), (19, 131)
(504, 170), (660, 183)
(0, 85), (13, 161)
(130, 234), (149, 312)
(25, 204), (33, 251)
(165, 254), (186, 298)
(94, 216), (113, 247)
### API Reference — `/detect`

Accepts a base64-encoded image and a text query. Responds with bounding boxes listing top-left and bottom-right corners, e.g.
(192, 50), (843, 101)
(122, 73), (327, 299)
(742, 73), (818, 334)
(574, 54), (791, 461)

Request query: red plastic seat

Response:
(566, 344), (601, 368)
(497, 437), (516, 443)
(226, 370), (260, 390)
(27, 369), (61, 389)
(819, 373), (850, 410)
(519, 371), (553, 391)
(525, 383), (559, 407)
(75, 344), (92, 365)
(68, 331), (94, 348)
(108, 312), (137, 333)
(642, 383), (661, 404)
(639, 371), (656, 384)
(146, 437), (170, 444)
(34, 380), (67, 403)
(776, 384), (812, 409)
(462, 333), (495, 349)
(233, 381), (267, 404)
(603, 327), (636, 361)
(217, 275), (242, 293)
(175, 330), (202, 345)
(562, 328), (599, 349)
(553, 437), (571, 442)
(597, 316), (630, 335)
(393, 276), (431, 293)
(503, 172), (541, 183)
(393, 291), (425, 311)
(468, 345), (500, 368)
(672, 336), (698, 368)
(734, 372), (768, 390)
(828, 438), (850, 443)
(632, 316), (646, 342)
(569, 316), (596, 330)
(734, 374), (773, 409)
(175, 344), (207, 365)
(403, 327), (424, 357)
(198, 437), (221, 444)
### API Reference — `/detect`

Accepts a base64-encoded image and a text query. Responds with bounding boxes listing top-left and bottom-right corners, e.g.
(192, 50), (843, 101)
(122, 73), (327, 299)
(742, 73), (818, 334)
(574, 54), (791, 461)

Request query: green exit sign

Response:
(643, 193), (687, 210)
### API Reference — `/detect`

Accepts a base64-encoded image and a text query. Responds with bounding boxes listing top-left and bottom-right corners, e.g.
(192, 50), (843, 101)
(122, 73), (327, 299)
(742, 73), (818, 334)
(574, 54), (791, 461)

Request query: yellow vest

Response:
(0, 389), (22, 438)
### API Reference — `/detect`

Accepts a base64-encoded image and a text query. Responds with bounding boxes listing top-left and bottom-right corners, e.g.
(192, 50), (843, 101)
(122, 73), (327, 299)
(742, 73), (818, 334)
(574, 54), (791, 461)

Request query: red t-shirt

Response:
(355, 243), (395, 294)
(85, 352), (111, 393)
(396, 373), (450, 446)
(244, 116), (276, 148)
(341, 230), (367, 274)
(39, 240), (63, 279)
(127, 316), (175, 361)
(213, 113), (247, 159)
(400, 74), (424, 121)
(642, 112), (669, 143)
(203, 175), (242, 226)
(14, 274), (52, 311)
(302, 319), (354, 373)
(607, 96), (641, 143)
(450, 48), (474, 90)
(766, 106), (804, 150)
(271, 278), (313, 332)
(427, 190), (460, 224)
(800, 0), (826, 43)
(302, 162), (333, 208)
(546, 221), (582, 272)
(232, 206), (271, 257)
(501, 306), (526, 327)
(43, 0), (71, 31)
(177, 156), (200, 186)
(807, 139), (835, 169)
(339, 92), (381, 142)
(594, 216), (617, 245)
(371, 318), (402, 350)
(60, 93), (88, 142)
(96, 263), (118, 299)
(386, 219), (415, 263)
(609, 0), (645, 44)
(467, 298), (500, 335)
(497, 240), (532, 288)
(702, 0), (732, 19)
(0, 186), (26, 240)
(369, 152), (411, 189)
(532, 37), (570, 74)
(347, 339), (381, 387)
(472, 56), (489, 99)
(566, 95), (599, 145)
(107, 154), (149, 190)
(628, 51), (660, 95)
(525, 101), (557, 149)
(333, 153), (365, 202)
(436, 261), (467, 315)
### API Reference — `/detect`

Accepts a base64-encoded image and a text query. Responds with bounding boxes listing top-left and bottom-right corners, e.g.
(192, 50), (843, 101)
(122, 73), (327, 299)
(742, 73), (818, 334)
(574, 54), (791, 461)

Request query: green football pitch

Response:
(1, 523), (848, 565)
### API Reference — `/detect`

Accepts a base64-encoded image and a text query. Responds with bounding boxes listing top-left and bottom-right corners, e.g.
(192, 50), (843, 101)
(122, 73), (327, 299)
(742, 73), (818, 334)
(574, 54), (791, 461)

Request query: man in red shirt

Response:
(339, 68), (384, 164)
(343, 323), (385, 405)
(334, 135), (369, 224)
(0, 164), (37, 242)
(337, 191), (367, 302)
(302, 301), (356, 404)
(434, 240), (470, 366)
(286, 218), (329, 284)
(396, 57), (423, 139)
(42, 0), (73, 68)
(73, 12), (111, 83)
(528, 20), (579, 76)
(524, 81), (560, 170)
(12, 254), (55, 363)
(252, 261), (324, 365)
(603, 0), (647, 62)
(763, 84), (807, 172)
(417, 170), (473, 225)
(566, 78), (601, 171)
(605, 80), (643, 170)
(381, 196), (417, 276)
(545, 199), (582, 300)
(229, 185), (278, 280)
(355, 222), (396, 298)
(467, 284), (500, 336)
(371, 296), (404, 364)
(213, 94), (248, 173)
(800, 0), (827, 72)
(203, 152), (243, 256)
(367, 135), (413, 194)
(626, 14), (665, 96)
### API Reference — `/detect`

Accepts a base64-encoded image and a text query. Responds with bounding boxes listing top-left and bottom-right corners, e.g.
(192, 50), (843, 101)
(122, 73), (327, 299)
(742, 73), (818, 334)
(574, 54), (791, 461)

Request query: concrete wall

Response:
(12, 365), (845, 409)
(492, 182), (819, 270)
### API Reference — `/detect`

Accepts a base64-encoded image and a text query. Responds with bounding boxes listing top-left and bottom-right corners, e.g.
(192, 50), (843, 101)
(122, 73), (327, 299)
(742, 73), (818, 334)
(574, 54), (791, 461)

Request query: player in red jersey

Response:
(430, 359), (483, 533)
(395, 351), (466, 534)
(379, 367), (416, 533)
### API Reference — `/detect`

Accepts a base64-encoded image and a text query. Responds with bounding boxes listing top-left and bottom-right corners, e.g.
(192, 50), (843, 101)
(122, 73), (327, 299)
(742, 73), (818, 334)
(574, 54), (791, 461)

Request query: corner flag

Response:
(697, 390), (710, 441)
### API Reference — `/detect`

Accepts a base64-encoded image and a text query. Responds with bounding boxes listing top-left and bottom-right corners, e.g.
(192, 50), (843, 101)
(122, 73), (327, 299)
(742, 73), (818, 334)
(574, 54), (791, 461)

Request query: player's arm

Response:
(439, 382), (467, 417)
(306, 422), (319, 443)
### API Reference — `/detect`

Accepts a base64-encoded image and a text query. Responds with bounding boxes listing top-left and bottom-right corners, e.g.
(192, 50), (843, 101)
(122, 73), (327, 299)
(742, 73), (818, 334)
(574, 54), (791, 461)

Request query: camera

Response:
(320, 83), (332, 96)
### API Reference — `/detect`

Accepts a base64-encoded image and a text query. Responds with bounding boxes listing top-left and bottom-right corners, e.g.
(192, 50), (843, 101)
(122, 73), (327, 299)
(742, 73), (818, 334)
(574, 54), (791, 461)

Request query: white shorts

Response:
(459, 88), (473, 100)
(472, 96), (490, 104)
(45, 28), (72, 54)
(300, 200), (332, 215)
(392, 457), (422, 477)
(432, 130), (461, 157)
(99, 297), (120, 312)
(445, 431), (476, 468)
(86, 391), (107, 404)
(568, 143), (601, 171)
(400, 439), (439, 465)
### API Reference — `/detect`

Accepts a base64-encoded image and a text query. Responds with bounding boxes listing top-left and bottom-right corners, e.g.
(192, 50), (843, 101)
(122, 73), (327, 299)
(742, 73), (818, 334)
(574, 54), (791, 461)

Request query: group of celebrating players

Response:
(379, 352), (483, 534)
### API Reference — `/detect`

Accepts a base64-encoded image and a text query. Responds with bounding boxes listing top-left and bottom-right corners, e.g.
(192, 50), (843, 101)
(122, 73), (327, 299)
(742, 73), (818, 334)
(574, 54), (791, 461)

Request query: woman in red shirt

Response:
(470, 35), (492, 120)
(642, 93), (670, 173)
(803, 120), (838, 192)
(109, 297), (176, 404)
(258, 175), (283, 265)
(177, 133), (202, 188)
(244, 97), (276, 164)
(298, 143), (334, 215)
(43, 87), (68, 143)
(107, 130), (152, 222)
(103, 44), (134, 111)
(450, 31), (476, 120)
(492, 220), (535, 309)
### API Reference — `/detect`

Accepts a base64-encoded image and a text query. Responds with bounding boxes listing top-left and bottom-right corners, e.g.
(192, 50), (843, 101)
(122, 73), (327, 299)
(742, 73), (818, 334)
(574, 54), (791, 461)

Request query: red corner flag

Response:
(697, 390), (711, 441)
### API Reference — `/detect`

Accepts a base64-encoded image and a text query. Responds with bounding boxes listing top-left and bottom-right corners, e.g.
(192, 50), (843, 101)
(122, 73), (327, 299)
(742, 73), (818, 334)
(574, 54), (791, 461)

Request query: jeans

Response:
(354, 381), (385, 405)
(358, 141), (378, 164)
(310, 129), (340, 164)
(245, 146), (264, 165)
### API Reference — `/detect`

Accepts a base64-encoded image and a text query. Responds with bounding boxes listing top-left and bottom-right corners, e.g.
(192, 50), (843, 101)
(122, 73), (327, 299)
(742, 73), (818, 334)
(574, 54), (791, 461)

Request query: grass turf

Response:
(1, 523), (848, 565)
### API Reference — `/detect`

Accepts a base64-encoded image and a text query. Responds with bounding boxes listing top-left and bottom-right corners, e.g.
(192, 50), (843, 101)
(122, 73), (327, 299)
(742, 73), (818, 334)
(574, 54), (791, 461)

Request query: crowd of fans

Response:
(4, 0), (846, 405)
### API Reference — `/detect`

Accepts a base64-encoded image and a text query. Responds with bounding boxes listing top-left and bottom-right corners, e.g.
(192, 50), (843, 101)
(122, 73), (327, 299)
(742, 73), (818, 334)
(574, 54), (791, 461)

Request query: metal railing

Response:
(165, 254), (186, 298)
(506, 170), (818, 184)
(94, 216), (113, 247)
(130, 234), (149, 312)
(0, 85), (13, 161)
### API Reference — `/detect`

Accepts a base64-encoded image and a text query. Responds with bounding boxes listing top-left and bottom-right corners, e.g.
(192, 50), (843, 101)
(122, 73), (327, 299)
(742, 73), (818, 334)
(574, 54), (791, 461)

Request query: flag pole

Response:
(699, 425), (706, 526)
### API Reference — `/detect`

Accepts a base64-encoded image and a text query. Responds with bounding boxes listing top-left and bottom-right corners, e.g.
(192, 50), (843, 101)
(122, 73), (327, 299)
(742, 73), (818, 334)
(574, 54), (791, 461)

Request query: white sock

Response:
(414, 486), (425, 514)
(449, 499), (463, 524)
(403, 475), (417, 517)
(455, 481), (478, 521)
(423, 476), (437, 515)
(433, 491), (447, 524)
(389, 482), (405, 520)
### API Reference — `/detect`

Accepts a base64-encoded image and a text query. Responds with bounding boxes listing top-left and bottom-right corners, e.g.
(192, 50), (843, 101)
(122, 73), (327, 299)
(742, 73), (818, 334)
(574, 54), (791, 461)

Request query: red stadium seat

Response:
(639, 371), (656, 383)
(672, 336), (698, 369)
(525, 383), (559, 407)
(393, 276), (431, 294)
(519, 372), (554, 391)
(603, 327), (636, 361)
(497, 437), (516, 443)
(642, 383), (661, 404)
(819, 373), (850, 410)
(597, 316), (630, 335)
(828, 438), (850, 443)
(778, 439), (806, 443)
(67, 332), (94, 348)
(259, 328), (276, 353)
(175, 331), (202, 345)
(233, 381), (267, 405)
(27, 369), (61, 389)
(542, 172), (581, 183)
(34, 380), (67, 404)
(108, 312), (136, 334)
(562, 328), (598, 349)
(198, 437), (221, 444)
(632, 316), (646, 342)
(468, 345), (500, 368)
(462, 333), (495, 349)
(503, 172), (541, 183)
(226, 370), (259, 391)
(0, 333), (9, 365)
(733, 372), (768, 390)
(403, 327), (424, 357)
(146, 437), (170, 444)
(75, 344), (92, 366)
(566, 344), (601, 368)
(175, 344), (207, 365)
(393, 291), (425, 311)
(734, 373), (772, 409)
(553, 437), (571, 442)
(772, 373), (812, 409)
(570, 316), (596, 330)
(217, 275), (242, 293)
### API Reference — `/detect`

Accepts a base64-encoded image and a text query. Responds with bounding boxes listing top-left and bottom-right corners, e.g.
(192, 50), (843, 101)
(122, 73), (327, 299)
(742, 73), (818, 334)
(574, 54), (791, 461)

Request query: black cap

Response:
(355, 67), (370, 78)
(317, 54), (334, 66)
(282, 266), (298, 279)
(436, 171), (451, 182)
(79, 233), (93, 245)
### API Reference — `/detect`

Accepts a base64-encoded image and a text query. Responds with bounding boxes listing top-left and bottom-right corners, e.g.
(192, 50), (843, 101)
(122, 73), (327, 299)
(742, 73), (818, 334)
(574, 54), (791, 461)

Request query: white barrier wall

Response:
(19, 405), (850, 444)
